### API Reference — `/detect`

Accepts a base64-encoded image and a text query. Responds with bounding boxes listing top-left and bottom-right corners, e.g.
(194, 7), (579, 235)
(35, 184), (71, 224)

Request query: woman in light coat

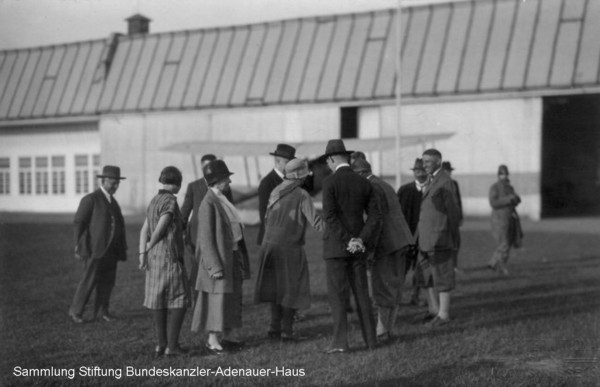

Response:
(190, 160), (250, 354)
(488, 164), (523, 275)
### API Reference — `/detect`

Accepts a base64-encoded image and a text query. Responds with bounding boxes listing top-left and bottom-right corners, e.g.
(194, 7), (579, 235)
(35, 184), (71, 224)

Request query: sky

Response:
(0, 0), (461, 50)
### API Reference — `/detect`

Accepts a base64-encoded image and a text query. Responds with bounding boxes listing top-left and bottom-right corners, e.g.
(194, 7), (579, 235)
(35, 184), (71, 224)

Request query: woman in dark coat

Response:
(488, 164), (523, 275)
(139, 166), (190, 357)
(190, 160), (250, 354)
(254, 159), (322, 340)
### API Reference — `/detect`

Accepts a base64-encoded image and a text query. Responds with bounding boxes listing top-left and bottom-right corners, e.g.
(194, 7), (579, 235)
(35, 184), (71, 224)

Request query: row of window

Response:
(0, 154), (100, 195)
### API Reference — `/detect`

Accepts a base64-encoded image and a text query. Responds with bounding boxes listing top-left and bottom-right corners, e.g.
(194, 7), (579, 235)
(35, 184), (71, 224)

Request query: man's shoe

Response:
(323, 347), (347, 354)
(221, 339), (245, 349)
(294, 312), (306, 322)
(267, 331), (281, 340)
(165, 346), (189, 357)
(100, 314), (116, 322)
(281, 332), (307, 342)
(414, 312), (436, 324)
(69, 312), (84, 324)
(377, 332), (394, 344)
(426, 316), (450, 328)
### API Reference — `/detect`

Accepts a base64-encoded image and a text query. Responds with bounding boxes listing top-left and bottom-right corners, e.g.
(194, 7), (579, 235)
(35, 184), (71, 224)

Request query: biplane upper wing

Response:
(161, 132), (454, 157)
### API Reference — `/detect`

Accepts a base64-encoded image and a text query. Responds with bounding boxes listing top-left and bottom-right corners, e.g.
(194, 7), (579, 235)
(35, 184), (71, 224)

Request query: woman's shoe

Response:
(154, 346), (166, 358)
(205, 343), (225, 355)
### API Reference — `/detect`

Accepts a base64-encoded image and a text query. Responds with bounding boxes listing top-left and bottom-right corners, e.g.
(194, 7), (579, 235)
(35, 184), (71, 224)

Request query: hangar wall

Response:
(101, 97), (541, 219)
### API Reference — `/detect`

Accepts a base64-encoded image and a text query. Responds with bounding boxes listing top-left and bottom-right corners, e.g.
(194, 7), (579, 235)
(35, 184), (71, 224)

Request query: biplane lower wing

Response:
(161, 133), (454, 157)
(161, 133), (454, 204)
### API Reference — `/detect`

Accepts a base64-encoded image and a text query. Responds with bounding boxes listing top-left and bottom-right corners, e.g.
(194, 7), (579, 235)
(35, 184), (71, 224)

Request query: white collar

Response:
(274, 168), (285, 179)
(335, 163), (350, 172)
(100, 186), (111, 203)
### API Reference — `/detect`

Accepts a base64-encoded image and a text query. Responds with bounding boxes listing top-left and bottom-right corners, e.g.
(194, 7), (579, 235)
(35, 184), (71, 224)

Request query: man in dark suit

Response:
(397, 158), (428, 307)
(418, 149), (461, 327)
(351, 158), (413, 341)
(256, 144), (296, 246)
(69, 165), (127, 323)
(181, 154), (234, 301)
(321, 139), (381, 353)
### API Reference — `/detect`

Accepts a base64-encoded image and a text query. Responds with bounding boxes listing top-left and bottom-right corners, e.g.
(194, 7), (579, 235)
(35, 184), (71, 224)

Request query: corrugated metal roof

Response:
(1, 0), (599, 122)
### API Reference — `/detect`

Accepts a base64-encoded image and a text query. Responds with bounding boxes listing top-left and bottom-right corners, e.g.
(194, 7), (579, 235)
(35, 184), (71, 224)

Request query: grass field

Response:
(1, 214), (599, 386)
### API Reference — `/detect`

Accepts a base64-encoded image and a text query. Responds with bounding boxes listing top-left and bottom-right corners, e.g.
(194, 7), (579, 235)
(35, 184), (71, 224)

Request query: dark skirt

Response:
(254, 242), (310, 310)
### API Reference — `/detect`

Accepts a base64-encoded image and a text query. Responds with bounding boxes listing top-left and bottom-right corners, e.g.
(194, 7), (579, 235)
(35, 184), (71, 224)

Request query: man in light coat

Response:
(418, 149), (461, 327)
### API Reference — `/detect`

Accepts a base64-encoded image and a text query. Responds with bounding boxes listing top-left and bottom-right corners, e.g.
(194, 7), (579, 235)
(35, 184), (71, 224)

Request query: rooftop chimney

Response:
(126, 14), (151, 35)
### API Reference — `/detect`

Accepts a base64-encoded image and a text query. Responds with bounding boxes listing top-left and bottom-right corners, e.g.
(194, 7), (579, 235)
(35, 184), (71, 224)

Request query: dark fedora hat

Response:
(321, 139), (354, 159)
(97, 165), (126, 180)
(203, 160), (234, 185)
(441, 161), (455, 171)
(411, 158), (425, 171)
(269, 144), (296, 160)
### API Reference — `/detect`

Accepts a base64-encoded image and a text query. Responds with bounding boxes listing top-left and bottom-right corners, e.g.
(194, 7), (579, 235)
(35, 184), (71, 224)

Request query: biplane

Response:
(161, 133), (454, 206)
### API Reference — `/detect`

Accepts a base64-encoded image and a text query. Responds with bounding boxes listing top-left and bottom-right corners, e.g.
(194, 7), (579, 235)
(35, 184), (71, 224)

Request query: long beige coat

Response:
(195, 189), (249, 294)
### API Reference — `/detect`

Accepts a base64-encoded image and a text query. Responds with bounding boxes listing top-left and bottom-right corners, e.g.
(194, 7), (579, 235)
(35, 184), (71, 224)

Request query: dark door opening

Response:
(340, 107), (358, 139)
(541, 94), (600, 217)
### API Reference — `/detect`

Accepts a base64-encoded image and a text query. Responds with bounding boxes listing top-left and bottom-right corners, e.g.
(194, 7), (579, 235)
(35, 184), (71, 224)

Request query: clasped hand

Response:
(346, 238), (366, 254)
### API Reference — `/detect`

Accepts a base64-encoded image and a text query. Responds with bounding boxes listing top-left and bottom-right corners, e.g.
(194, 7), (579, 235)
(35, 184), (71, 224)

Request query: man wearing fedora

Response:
(69, 165), (128, 323)
(257, 144), (297, 246)
(320, 139), (381, 353)
(397, 158), (429, 307)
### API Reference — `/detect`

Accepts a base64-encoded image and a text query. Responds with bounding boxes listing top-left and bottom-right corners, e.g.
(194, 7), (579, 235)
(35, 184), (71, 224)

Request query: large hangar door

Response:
(542, 94), (600, 217)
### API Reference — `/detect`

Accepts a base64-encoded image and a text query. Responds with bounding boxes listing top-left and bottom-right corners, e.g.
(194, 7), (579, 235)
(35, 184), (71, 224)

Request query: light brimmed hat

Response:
(284, 159), (309, 180)
(351, 158), (371, 174)
(97, 165), (126, 180)
(320, 139), (354, 160)
(203, 160), (234, 185)
(269, 144), (296, 160)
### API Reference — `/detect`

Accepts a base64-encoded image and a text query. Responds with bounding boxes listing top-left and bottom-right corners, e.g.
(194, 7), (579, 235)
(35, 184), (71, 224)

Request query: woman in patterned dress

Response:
(139, 166), (191, 357)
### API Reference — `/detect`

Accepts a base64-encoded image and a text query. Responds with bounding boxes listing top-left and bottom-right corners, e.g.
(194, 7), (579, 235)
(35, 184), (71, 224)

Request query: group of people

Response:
(67, 138), (523, 356)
